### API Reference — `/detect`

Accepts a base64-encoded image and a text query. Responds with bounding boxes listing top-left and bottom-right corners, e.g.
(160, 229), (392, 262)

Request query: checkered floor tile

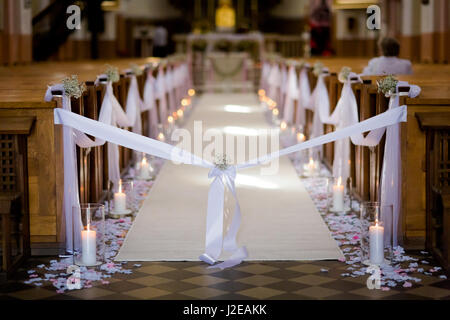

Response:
(1, 257), (449, 300)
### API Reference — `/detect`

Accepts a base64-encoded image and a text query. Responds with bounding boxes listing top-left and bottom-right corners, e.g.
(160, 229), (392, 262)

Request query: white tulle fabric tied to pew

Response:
(165, 66), (176, 114)
(260, 62), (271, 94)
(295, 64), (312, 127)
(267, 63), (281, 105)
(142, 70), (159, 139)
(307, 67), (330, 157)
(45, 75), (146, 252)
(331, 77), (420, 245)
(54, 98), (408, 268)
(282, 65), (299, 125)
(155, 67), (169, 124)
(279, 65), (288, 113)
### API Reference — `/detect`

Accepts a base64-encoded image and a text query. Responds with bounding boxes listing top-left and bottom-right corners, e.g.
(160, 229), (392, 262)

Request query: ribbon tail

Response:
(199, 177), (225, 265)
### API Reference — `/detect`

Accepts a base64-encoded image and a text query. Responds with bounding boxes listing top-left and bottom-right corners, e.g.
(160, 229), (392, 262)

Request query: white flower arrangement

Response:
(377, 75), (398, 97)
(313, 62), (324, 77)
(105, 64), (120, 83)
(130, 63), (143, 76)
(62, 75), (86, 99)
(338, 66), (352, 83)
(214, 154), (231, 170)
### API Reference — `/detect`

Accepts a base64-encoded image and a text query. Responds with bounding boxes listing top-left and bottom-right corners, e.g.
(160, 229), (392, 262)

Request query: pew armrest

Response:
(415, 112), (450, 131)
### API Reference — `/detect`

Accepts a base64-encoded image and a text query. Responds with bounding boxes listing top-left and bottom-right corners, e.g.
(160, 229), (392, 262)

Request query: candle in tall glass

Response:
(139, 156), (152, 180)
(81, 222), (97, 266)
(114, 180), (127, 213)
(369, 220), (385, 265)
(332, 177), (345, 211)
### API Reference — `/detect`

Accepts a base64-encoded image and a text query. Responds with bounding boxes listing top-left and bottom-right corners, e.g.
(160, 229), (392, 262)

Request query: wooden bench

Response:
(0, 57), (191, 254)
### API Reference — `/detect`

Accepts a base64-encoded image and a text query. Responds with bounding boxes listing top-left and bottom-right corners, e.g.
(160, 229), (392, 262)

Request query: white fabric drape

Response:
(155, 67), (169, 124)
(282, 65), (299, 124)
(143, 71), (160, 139)
(46, 75), (145, 252)
(295, 65), (311, 127)
(279, 65), (288, 113)
(55, 102), (407, 269)
(267, 64), (281, 105)
(330, 79), (420, 245)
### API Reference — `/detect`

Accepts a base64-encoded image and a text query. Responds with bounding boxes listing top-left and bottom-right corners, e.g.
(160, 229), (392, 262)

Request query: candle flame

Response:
(309, 158), (314, 166)
(375, 219), (379, 226)
(272, 108), (279, 116)
(168, 116), (174, 123)
(258, 89), (266, 97)
(177, 109), (184, 117)
(297, 133), (305, 142)
(158, 133), (165, 141)
(87, 223), (90, 231)
(337, 177), (342, 186)
(280, 121), (287, 130)
(118, 179), (123, 193)
(188, 89), (195, 97)
(142, 156), (147, 165)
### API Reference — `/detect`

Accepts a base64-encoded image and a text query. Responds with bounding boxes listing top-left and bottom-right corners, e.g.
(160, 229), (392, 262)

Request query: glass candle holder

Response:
(72, 204), (105, 267)
(360, 202), (394, 266)
(108, 179), (136, 218)
(327, 176), (352, 213)
(134, 153), (155, 181)
(301, 150), (320, 178)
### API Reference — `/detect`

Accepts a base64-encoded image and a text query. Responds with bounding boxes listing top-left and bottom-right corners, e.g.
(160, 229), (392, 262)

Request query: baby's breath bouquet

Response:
(214, 154), (231, 170)
(377, 75), (398, 97)
(313, 61), (324, 77)
(130, 63), (143, 76)
(105, 64), (120, 83)
(338, 66), (352, 83)
(62, 75), (86, 99)
(286, 59), (299, 68)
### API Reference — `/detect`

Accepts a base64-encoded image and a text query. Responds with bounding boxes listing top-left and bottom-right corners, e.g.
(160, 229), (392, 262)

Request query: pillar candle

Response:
(369, 221), (385, 265)
(114, 180), (127, 213)
(139, 157), (151, 180)
(81, 225), (97, 266)
(332, 177), (345, 211)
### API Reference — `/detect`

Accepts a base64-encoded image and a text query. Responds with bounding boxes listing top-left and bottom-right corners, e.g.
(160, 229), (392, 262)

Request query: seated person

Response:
(362, 37), (413, 75)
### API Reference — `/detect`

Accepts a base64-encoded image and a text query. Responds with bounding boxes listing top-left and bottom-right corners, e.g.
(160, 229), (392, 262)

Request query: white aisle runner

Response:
(116, 93), (343, 262)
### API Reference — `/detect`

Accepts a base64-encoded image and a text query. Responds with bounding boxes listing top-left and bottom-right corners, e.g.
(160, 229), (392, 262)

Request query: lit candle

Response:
(114, 179), (127, 213)
(280, 121), (287, 131)
(332, 177), (345, 212)
(138, 156), (153, 180)
(157, 132), (166, 142)
(297, 133), (305, 143)
(369, 220), (385, 265)
(188, 89), (195, 97)
(304, 157), (317, 175)
(81, 223), (97, 266)
(177, 109), (184, 118)
(272, 108), (279, 116)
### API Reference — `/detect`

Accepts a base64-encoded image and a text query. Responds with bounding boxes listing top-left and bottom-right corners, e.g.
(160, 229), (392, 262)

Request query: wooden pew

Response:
(0, 57), (164, 254)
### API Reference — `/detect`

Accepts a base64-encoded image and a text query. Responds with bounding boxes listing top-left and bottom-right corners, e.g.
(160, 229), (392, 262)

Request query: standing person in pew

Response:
(362, 37), (413, 75)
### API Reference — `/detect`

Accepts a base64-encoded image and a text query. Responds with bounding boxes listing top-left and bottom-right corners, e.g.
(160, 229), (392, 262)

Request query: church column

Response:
(1, 0), (32, 64)
(400, 0), (421, 62)
(420, 0), (438, 63)
(436, 0), (449, 63)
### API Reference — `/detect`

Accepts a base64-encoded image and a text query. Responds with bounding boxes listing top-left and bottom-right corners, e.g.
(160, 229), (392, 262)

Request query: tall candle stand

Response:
(327, 176), (352, 213)
(360, 202), (394, 266)
(108, 179), (136, 219)
(72, 203), (105, 267)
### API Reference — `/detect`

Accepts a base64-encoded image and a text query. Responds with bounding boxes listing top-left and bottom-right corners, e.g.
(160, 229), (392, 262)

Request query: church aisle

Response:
(116, 93), (343, 262)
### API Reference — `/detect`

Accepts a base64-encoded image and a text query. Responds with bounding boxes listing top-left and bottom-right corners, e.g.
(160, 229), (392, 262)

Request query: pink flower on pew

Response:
(338, 257), (346, 262)
(381, 287), (390, 291)
(101, 280), (110, 285)
(56, 289), (65, 294)
(106, 262), (116, 269)
(403, 282), (412, 288)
